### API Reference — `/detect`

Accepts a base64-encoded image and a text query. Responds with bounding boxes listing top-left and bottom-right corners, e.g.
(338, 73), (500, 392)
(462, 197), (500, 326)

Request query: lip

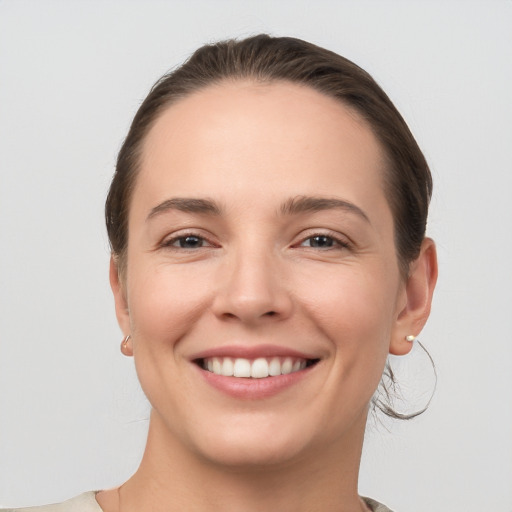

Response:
(189, 344), (320, 400)
(189, 344), (318, 361)
(194, 363), (317, 400)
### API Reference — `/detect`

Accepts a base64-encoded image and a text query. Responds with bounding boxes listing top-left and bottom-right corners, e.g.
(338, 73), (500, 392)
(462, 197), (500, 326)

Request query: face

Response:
(113, 81), (411, 468)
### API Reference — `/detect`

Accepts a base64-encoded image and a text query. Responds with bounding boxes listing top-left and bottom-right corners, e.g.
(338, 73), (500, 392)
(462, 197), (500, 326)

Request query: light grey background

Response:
(1, 1), (511, 511)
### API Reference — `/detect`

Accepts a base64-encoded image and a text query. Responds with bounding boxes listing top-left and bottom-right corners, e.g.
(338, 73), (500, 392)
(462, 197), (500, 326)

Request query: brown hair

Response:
(105, 34), (433, 419)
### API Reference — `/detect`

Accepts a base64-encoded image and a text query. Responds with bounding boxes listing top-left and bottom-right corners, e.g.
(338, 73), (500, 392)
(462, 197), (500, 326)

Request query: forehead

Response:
(136, 80), (389, 218)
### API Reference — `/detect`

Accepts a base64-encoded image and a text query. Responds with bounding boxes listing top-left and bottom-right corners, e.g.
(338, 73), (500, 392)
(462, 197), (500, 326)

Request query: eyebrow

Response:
(280, 196), (370, 223)
(146, 195), (370, 224)
(147, 197), (222, 220)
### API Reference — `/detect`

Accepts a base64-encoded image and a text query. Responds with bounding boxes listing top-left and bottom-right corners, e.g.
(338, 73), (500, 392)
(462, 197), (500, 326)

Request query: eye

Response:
(303, 235), (335, 248)
(163, 234), (210, 249)
(299, 234), (350, 250)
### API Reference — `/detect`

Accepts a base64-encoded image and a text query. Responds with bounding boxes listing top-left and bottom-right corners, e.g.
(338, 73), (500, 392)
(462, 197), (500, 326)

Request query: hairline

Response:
(115, 77), (411, 280)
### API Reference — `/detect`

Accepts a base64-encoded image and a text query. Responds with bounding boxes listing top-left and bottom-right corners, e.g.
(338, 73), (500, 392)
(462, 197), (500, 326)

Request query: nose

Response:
(211, 246), (293, 325)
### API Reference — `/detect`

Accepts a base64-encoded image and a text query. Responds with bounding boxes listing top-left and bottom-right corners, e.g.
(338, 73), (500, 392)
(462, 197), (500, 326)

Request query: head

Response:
(106, 35), (437, 468)
(107, 34), (432, 279)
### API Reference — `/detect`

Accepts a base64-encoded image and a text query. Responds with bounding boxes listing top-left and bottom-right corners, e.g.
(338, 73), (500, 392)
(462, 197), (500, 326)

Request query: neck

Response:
(108, 409), (368, 512)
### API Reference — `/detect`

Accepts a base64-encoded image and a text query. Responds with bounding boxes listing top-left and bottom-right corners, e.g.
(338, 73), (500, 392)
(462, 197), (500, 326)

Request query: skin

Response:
(100, 81), (437, 512)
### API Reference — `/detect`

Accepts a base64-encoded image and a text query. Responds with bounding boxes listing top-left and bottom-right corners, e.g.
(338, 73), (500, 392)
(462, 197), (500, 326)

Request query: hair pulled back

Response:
(105, 34), (434, 419)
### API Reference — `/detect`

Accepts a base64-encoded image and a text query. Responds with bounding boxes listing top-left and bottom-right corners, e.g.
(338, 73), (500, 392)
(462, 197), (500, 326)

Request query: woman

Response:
(4, 34), (437, 512)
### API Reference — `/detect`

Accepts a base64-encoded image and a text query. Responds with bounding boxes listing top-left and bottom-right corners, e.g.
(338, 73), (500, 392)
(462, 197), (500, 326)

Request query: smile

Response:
(199, 357), (318, 378)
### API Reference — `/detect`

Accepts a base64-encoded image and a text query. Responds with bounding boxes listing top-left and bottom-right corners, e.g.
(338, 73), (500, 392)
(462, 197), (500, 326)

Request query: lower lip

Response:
(195, 365), (315, 399)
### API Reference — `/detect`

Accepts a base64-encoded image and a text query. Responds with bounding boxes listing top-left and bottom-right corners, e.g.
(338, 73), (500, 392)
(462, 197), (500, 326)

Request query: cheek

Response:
(124, 264), (213, 425)
(298, 265), (397, 381)
(126, 264), (211, 353)
(301, 261), (398, 332)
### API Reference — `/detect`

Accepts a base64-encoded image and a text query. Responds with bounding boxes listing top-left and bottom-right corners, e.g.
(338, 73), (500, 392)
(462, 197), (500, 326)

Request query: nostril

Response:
(264, 311), (277, 317)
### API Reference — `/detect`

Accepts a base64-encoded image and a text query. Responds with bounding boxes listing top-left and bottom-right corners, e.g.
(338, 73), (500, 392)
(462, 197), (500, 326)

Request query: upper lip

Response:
(189, 344), (320, 361)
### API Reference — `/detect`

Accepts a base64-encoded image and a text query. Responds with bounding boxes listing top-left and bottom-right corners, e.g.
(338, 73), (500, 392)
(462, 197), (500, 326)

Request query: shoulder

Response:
(2, 493), (393, 512)
(362, 496), (395, 512)
(0, 492), (102, 512)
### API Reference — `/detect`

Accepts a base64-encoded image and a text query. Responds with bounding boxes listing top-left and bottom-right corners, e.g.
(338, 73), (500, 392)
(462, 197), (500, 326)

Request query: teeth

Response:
(233, 358), (251, 377)
(251, 358), (269, 378)
(281, 358), (293, 375)
(212, 358), (221, 374)
(268, 357), (281, 376)
(221, 358), (233, 376)
(202, 356), (310, 378)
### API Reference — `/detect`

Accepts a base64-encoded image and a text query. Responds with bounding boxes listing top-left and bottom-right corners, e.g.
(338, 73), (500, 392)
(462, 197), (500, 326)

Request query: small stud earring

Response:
(121, 334), (132, 355)
(405, 335), (416, 342)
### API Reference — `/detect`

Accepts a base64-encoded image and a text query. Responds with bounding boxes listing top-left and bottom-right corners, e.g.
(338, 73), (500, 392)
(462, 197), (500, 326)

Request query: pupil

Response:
(311, 235), (333, 248)
(180, 236), (201, 248)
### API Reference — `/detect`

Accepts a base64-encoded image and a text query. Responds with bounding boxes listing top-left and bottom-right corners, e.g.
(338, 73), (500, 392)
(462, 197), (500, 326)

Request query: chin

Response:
(189, 418), (313, 469)
(198, 440), (307, 470)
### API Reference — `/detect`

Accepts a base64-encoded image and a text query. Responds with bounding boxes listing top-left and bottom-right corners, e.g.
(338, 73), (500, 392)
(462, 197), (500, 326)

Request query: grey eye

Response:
(180, 236), (203, 248)
(172, 235), (206, 249)
(304, 235), (335, 248)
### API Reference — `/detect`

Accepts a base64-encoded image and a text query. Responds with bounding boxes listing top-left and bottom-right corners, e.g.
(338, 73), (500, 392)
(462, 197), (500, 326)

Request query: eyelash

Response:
(160, 231), (351, 252)
(161, 232), (215, 250)
(296, 231), (352, 251)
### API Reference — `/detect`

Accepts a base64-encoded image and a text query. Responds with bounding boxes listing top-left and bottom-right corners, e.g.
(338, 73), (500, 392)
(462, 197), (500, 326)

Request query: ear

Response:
(109, 255), (131, 338)
(390, 238), (438, 355)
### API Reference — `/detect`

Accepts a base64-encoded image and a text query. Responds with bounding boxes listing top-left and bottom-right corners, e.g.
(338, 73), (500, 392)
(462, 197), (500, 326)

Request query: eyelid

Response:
(293, 229), (353, 250)
(159, 229), (219, 249)
(157, 228), (352, 251)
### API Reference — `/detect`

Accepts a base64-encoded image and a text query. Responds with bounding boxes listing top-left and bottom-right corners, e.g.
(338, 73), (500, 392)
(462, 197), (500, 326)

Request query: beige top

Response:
(1, 492), (394, 512)
(0, 493), (102, 512)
